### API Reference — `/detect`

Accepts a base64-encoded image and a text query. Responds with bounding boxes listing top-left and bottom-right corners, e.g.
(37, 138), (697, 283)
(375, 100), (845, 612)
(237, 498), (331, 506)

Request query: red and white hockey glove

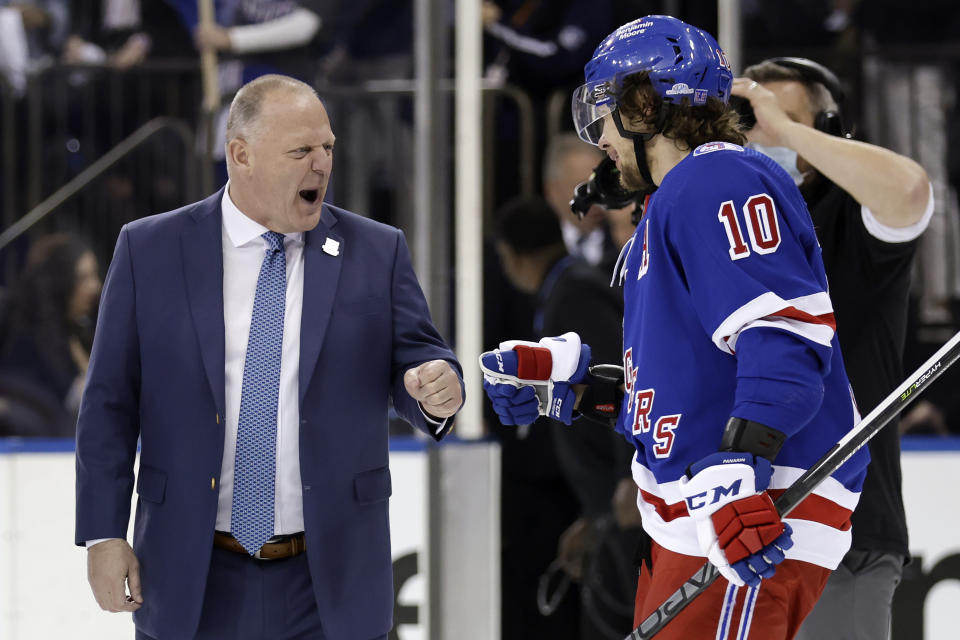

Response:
(678, 452), (794, 588)
(479, 332), (591, 426)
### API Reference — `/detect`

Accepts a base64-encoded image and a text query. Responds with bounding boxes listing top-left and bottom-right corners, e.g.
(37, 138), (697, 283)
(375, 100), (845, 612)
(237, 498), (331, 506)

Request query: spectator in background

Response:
(482, 0), (613, 95)
(62, 0), (192, 70)
(190, 0), (323, 80)
(543, 134), (619, 273)
(318, 0), (419, 228)
(0, 233), (101, 436)
(482, 0), (614, 208)
(899, 399), (954, 436)
(736, 57), (933, 640)
(0, 0), (69, 95)
(494, 195), (636, 639)
(167, 0), (324, 182)
(318, 0), (413, 85)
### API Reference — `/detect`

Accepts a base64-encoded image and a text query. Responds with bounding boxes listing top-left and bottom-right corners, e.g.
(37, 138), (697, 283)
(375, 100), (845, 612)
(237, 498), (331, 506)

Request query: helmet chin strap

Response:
(611, 105), (669, 194)
(611, 105), (667, 215)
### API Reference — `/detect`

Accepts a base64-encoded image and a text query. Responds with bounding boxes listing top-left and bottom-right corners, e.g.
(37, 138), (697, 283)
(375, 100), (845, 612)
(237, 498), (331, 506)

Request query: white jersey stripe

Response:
(736, 585), (759, 639)
(728, 317), (835, 351)
(770, 466), (861, 510)
(712, 291), (835, 354)
(781, 518), (853, 569)
(716, 582), (738, 640)
(632, 459), (860, 510)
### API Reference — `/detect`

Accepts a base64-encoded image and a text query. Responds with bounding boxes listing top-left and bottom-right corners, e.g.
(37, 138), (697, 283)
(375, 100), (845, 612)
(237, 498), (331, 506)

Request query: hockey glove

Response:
(678, 451), (794, 588)
(479, 332), (591, 425)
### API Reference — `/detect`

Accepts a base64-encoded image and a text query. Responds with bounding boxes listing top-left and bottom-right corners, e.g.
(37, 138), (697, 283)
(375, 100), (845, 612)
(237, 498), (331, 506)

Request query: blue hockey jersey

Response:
(615, 142), (869, 570)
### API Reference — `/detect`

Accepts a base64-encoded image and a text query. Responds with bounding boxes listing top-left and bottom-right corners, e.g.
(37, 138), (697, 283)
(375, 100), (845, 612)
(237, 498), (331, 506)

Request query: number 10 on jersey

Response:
(717, 192), (781, 260)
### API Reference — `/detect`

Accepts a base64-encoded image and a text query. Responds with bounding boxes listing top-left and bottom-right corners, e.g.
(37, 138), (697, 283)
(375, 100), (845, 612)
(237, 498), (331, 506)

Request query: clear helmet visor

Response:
(571, 80), (616, 146)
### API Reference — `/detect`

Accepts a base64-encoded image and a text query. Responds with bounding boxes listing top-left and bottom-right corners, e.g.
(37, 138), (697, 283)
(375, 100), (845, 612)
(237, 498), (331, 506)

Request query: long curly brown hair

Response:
(614, 71), (745, 149)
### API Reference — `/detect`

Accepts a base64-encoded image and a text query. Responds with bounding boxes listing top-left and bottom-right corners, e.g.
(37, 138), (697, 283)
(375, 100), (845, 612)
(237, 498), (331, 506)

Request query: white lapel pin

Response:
(322, 237), (340, 257)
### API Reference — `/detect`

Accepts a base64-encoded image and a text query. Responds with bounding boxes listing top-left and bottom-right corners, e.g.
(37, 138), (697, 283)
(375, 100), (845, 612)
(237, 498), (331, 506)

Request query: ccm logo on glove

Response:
(684, 478), (746, 511)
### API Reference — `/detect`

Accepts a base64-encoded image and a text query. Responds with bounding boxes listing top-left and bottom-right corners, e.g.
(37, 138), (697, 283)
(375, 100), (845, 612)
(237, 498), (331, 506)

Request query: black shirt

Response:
(537, 256), (634, 517)
(804, 176), (919, 558)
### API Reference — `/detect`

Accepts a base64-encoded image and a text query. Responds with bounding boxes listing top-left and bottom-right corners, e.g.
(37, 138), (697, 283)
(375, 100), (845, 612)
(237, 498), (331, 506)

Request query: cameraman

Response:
(734, 58), (933, 640)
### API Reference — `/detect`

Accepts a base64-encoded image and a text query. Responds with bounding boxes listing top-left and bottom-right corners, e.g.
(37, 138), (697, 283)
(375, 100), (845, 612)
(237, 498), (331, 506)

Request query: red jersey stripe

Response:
(768, 489), (853, 531)
(770, 306), (837, 331)
(639, 487), (853, 531)
(639, 488), (689, 522)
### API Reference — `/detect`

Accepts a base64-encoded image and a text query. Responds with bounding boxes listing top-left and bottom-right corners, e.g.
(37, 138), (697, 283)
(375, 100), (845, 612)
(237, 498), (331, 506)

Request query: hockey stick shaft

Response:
(626, 328), (960, 639)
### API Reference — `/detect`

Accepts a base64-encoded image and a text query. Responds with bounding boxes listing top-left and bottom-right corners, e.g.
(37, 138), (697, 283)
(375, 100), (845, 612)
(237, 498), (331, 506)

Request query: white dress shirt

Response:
(217, 185), (305, 535)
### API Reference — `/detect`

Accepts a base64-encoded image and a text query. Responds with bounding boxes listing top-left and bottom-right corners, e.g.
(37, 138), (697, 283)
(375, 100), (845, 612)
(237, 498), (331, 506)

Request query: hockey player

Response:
(481, 16), (870, 639)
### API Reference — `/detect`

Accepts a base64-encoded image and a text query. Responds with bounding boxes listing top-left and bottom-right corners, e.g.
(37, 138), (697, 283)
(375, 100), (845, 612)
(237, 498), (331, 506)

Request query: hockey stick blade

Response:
(625, 329), (960, 640)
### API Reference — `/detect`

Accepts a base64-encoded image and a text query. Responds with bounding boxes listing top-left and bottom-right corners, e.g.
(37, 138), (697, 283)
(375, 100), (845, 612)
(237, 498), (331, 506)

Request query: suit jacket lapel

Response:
(299, 205), (343, 405)
(182, 189), (226, 416)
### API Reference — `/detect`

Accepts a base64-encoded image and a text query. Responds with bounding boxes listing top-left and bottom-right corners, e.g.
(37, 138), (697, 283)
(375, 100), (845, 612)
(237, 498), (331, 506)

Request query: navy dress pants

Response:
(136, 546), (325, 640)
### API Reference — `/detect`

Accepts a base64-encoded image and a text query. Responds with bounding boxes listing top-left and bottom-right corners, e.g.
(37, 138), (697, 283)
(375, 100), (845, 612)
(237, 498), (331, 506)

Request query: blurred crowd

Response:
(2, 1), (960, 638)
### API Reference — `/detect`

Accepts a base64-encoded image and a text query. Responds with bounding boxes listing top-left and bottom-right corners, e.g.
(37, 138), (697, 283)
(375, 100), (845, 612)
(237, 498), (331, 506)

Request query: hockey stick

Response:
(626, 328), (960, 640)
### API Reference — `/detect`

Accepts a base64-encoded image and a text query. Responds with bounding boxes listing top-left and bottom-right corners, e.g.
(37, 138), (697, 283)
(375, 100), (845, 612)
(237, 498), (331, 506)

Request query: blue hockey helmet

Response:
(572, 15), (733, 145)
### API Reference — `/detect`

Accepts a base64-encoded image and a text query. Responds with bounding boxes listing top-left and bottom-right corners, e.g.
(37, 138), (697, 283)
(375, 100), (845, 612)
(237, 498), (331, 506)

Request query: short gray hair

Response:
(542, 133), (602, 182)
(225, 74), (319, 142)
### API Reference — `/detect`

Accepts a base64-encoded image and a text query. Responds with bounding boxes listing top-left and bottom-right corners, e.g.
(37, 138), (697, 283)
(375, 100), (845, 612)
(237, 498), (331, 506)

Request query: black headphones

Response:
(766, 57), (850, 138)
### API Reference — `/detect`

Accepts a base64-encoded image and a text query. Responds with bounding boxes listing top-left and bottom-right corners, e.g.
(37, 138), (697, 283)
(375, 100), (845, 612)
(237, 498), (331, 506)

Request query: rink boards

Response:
(0, 436), (957, 639)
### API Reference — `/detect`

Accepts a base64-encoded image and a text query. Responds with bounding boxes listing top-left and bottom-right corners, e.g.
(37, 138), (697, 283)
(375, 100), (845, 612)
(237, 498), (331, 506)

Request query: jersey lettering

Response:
(653, 415), (680, 458)
(718, 193), (782, 258)
(622, 348), (682, 452)
(624, 348), (638, 412)
(718, 200), (750, 260)
(632, 389), (655, 435)
(743, 193), (781, 254)
(637, 220), (650, 279)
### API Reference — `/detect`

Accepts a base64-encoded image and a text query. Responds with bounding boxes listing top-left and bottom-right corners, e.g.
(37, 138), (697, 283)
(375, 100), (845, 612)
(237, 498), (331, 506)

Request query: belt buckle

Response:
(253, 538), (282, 561)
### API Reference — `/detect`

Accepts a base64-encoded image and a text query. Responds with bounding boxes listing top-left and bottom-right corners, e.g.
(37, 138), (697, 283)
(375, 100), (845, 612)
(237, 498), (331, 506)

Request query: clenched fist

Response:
(404, 360), (463, 419)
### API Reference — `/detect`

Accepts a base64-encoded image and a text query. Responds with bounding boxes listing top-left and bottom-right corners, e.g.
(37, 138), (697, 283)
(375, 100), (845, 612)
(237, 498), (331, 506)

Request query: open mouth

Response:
(299, 189), (319, 204)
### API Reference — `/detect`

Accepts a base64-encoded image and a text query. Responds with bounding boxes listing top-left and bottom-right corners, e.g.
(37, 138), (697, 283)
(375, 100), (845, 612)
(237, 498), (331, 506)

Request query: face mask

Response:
(748, 143), (808, 186)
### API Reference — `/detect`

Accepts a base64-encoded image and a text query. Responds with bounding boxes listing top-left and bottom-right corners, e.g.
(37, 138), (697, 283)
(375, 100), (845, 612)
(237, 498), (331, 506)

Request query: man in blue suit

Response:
(75, 74), (464, 640)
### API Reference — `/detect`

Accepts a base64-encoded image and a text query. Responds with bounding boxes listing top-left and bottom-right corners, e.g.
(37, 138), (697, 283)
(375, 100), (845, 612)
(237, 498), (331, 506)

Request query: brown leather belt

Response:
(213, 531), (306, 560)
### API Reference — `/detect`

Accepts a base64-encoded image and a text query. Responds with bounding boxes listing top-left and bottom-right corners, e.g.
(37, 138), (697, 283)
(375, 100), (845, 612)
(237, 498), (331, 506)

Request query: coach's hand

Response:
(405, 360), (463, 419)
(87, 539), (143, 612)
(678, 452), (793, 588)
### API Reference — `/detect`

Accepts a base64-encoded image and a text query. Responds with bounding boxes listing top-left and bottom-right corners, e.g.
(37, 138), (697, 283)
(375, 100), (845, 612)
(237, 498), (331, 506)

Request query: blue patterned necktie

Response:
(231, 231), (286, 555)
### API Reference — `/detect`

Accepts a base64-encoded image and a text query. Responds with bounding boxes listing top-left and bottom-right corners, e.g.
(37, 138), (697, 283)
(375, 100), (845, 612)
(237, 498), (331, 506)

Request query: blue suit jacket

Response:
(75, 189), (462, 639)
